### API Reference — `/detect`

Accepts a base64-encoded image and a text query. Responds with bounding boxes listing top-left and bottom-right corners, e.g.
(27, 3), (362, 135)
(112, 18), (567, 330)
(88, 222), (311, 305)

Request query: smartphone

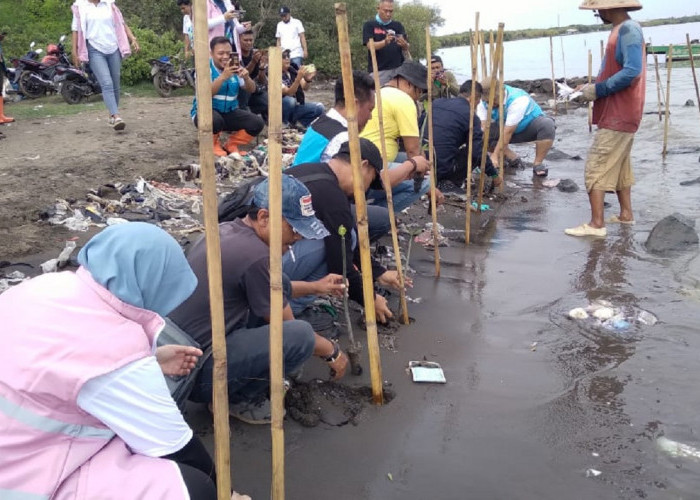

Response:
(229, 53), (240, 69)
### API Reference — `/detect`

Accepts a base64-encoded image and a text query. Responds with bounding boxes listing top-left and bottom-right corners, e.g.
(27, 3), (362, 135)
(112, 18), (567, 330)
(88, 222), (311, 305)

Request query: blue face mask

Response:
(78, 222), (197, 317)
(375, 13), (392, 26)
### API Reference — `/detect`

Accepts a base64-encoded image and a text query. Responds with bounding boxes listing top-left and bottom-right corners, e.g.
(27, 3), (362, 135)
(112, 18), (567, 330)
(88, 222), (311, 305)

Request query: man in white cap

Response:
(565, 0), (645, 237)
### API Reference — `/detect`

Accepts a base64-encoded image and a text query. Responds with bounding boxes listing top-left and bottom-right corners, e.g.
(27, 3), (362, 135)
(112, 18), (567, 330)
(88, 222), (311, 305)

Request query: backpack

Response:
(217, 171), (337, 222)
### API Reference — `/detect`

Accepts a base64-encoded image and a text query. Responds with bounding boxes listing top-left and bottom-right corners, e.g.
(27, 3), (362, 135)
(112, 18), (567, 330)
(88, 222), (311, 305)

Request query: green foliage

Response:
(395, 1), (444, 61)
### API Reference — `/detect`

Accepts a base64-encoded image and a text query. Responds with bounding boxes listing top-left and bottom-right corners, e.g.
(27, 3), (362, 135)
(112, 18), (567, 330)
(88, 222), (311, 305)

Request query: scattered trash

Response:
(567, 300), (657, 332)
(529, 341), (538, 351)
(542, 178), (561, 188)
(556, 81), (583, 102)
(0, 270), (28, 294)
(408, 361), (446, 383)
(387, 473), (394, 481)
(471, 201), (491, 211)
(585, 468), (602, 478)
(657, 436), (700, 461)
(406, 295), (423, 304)
(40, 241), (77, 273)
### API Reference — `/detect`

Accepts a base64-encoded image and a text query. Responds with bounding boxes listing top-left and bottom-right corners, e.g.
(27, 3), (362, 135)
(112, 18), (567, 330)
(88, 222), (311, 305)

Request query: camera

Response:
(229, 53), (240, 68)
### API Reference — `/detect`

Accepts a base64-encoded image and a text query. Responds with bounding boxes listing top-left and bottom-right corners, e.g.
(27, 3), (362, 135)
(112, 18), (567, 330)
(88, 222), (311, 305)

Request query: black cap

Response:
(394, 60), (428, 90)
(335, 139), (384, 190)
(430, 55), (442, 64)
(279, 5), (290, 15)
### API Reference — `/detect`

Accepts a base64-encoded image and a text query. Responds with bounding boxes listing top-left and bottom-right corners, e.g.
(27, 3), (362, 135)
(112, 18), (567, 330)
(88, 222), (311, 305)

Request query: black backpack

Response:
(217, 171), (336, 222)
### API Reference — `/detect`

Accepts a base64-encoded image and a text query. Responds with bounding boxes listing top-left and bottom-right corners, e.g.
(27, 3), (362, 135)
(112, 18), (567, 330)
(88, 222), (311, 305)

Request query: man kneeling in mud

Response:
(169, 175), (348, 424)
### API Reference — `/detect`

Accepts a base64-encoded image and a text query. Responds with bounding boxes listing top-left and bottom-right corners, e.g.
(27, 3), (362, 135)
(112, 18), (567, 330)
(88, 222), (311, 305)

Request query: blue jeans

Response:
(190, 320), (315, 404)
(367, 159), (430, 213)
(290, 56), (303, 68)
(87, 43), (121, 116)
(282, 96), (324, 127)
(284, 230), (358, 315)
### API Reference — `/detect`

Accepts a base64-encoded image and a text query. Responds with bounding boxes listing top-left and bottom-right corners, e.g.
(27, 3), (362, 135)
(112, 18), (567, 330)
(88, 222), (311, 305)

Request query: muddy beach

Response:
(2, 70), (700, 499)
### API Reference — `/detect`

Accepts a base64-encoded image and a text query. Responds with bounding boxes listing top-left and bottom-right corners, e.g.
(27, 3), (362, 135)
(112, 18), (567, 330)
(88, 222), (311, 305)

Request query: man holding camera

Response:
(362, 0), (409, 83)
(238, 30), (269, 121)
(191, 36), (264, 157)
(430, 55), (459, 99)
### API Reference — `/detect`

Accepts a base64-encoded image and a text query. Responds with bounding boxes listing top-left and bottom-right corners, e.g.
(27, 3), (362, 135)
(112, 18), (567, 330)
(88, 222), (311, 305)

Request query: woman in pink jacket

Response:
(71, 0), (139, 131)
(0, 223), (245, 499)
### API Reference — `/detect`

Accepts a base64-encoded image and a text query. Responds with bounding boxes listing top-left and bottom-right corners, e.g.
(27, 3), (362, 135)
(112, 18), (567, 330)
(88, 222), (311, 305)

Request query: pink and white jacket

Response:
(0, 267), (187, 500)
(71, 0), (131, 62)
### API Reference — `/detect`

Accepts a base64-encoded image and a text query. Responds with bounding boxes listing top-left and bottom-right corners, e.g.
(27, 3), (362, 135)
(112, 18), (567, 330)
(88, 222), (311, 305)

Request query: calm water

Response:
(437, 21), (700, 82)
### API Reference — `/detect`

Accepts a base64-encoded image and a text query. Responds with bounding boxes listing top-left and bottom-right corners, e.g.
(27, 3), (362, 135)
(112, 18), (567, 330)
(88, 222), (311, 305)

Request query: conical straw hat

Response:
(579, 0), (642, 11)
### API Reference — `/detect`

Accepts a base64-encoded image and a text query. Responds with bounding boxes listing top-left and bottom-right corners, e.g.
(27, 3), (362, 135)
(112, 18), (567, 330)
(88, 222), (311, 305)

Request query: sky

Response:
(429, 0), (699, 36)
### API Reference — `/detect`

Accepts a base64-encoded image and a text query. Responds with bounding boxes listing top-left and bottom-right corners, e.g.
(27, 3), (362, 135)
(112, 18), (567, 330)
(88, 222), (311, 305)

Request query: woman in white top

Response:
(71, 0), (139, 131)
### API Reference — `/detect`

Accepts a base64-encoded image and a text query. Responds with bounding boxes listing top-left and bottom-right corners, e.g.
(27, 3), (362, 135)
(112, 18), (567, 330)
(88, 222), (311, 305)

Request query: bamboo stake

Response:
(549, 36), (557, 116)
(367, 40), (410, 324)
(587, 49), (593, 133)
(192, 0), (231, 497)
(477, 23), (503, 210)
(600, 39), (604, 62)
(560, 34), (568, 112)
(687, 33), (700, 115)
(489, 30), (495, 72)
(465, 18), (479, 245)
(425, 26), (440, 277)
(334, 2), (383, 404)
(479, 30), (487, 81)
(266, 46), (285, 500)
(662, 45), (673, 160)
(497, 37), (505, 191)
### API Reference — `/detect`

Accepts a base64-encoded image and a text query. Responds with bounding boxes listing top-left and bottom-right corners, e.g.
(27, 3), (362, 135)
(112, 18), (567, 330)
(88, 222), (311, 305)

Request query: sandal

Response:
(533, 164), (549, 177)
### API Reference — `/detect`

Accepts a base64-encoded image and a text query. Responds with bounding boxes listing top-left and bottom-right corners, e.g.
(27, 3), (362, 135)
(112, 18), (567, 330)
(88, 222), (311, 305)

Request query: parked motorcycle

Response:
(56, 64), (101, 105)
(149, 55), (194, 98)
(9, 41), (42, 95)
(14, 36), (70, 99)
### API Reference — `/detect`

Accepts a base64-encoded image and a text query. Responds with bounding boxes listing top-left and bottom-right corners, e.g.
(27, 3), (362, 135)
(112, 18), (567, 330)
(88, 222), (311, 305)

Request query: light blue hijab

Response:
(77, 222), (197, 317)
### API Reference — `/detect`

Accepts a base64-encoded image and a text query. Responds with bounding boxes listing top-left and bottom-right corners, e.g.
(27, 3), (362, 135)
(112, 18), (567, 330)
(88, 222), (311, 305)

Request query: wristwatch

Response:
(322, 342), (340, 363)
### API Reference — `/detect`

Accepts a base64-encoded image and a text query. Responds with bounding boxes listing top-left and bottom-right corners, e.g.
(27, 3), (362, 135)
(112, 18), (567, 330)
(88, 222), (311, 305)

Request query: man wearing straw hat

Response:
(565, 0), (645, 237)
(170, 175), (349, 424)
(477, 77), (556, 177)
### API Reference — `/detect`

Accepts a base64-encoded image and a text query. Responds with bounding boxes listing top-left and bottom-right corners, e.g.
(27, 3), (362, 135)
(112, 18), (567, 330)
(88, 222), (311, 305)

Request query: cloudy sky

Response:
(430, 1), (699, 35)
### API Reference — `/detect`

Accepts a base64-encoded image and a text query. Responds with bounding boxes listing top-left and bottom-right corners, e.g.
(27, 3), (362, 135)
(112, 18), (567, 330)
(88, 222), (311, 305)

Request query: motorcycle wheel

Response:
(18, 71), (45, 99)
(61, 81), (83, 105)
(153, 72), (173, 98)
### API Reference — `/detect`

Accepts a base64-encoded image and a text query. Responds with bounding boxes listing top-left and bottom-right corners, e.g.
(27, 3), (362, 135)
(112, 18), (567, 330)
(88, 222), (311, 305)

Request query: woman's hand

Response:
(156, 345), (203, 376)
(130, 38), (140, 53)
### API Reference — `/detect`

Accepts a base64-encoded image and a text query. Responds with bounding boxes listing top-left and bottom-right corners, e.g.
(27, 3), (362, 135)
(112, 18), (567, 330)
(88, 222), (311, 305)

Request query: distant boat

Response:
(646, 42), (700, 61)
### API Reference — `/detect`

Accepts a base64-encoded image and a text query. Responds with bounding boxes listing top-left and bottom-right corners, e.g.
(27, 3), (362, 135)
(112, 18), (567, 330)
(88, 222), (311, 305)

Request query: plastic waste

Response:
(657, 436), (700, 461)
(636, 310), (658, 325)
(0, 270), (28, 294)
(556, 81), (583, 101)
(40, 241), (77, 273)
(592, 307), (615, 320)
(568, 307), (589, 319)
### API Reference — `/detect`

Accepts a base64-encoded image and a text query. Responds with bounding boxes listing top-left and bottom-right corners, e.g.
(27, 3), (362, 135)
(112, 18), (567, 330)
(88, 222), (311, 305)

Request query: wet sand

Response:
(183, 98), (700, 499)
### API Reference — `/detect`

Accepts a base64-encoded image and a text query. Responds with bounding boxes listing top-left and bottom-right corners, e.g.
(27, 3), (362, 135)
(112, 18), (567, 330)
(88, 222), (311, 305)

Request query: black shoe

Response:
(437, 179), (462, 194)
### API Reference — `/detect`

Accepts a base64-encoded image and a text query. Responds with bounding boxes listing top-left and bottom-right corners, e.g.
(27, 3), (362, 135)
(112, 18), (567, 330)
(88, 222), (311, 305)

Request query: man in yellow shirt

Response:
(361, 60), (442, 210)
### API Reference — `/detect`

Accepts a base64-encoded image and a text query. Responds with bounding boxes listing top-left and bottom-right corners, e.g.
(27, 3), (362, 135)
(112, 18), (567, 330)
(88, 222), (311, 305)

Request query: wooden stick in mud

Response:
(489, 30), (495, 72)
(368, 39), (410, 324)
(425, 26), (441, 277)
(498, 37), (505, 192)
(687, 33), (700, 115)
(650, 38), (664, 122)
(192, 1), (231, 497)
(465, 19), (479, 245)
(477, 23), (503, 210)
(549, 36), (557, 116)
(587, 49), (593, 133)
(266, 46), (285, 500)
(662, 46), (673, 160)
(334, 2), (384, 404)
(560, 35), (568, 112)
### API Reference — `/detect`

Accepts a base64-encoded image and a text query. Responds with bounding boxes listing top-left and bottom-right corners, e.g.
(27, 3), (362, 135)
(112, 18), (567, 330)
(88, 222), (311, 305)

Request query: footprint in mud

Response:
(285, 381), (395, 428)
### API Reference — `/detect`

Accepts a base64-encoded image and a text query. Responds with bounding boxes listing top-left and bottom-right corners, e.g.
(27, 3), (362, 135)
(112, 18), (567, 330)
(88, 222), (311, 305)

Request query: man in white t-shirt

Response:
(177, 0), (194, 59)
(276, 5), (307, 67)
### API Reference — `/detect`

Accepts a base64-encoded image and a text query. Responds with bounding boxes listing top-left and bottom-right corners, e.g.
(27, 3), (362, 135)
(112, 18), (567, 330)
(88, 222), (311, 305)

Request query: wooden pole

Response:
(368, 40), (410, 325)
(192, 0), (231, 497)
(477, 23), (503, 210)
(587, 49), (593, 133)
(600, 39), (604, 62)
(465, 18), (479, 245)
(488, 30), (495, 72)
(425, 26), (440, 277)
(687, 33), (700, 115)
(549, 36), (557, 116)
(266, 46), (285, 500)
(662, 46), (673, 160)
(651, 38), (664, 122)
(560, 34), (568, 112)
(479, 30), (487, 81)
(497, 35), (505, 191)
(334, 2), (383, 404)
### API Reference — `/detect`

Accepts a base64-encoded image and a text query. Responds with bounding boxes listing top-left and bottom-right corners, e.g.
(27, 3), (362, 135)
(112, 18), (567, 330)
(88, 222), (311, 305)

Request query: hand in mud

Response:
(374, 293), (393, 323)
(432, 188), (445, 206)
(156, 345), (203, 376)
(376, 270), (412, 291)
(328, 350), (349, 380)
(315, 273), (346, 297)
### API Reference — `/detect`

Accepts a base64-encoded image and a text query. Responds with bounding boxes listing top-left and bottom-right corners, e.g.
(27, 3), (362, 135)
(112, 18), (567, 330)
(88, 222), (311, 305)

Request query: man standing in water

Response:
(565, 0), (645, 237)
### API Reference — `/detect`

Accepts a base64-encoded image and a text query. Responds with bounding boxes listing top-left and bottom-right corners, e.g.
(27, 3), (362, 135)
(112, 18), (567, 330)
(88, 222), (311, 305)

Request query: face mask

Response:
(375, 13), (392, 26)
